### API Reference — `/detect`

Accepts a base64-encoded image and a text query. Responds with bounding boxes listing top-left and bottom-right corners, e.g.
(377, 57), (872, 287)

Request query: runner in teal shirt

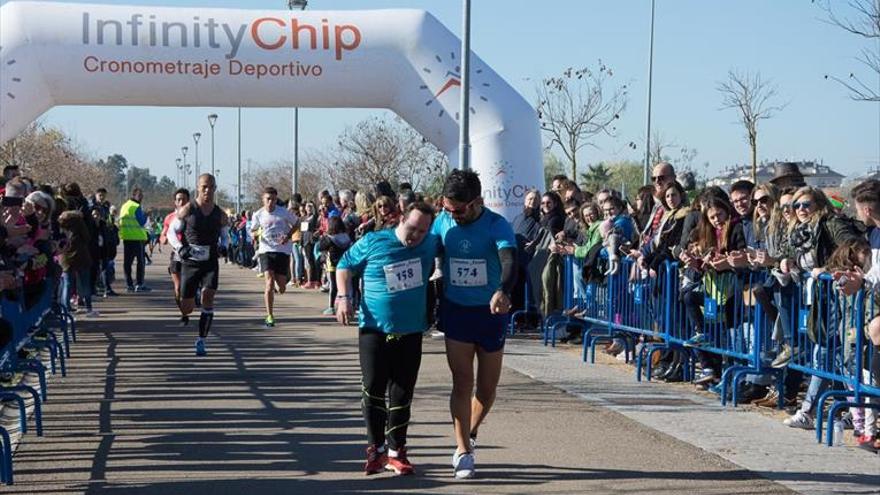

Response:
(335, 202), (439, 477)
(431, 208), (517, 306)
(338, 223), (440, 333)
(432, 169), (518, 480)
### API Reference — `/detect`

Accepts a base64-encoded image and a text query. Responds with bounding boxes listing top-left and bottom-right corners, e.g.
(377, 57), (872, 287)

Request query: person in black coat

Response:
(539, 192), (565, 237)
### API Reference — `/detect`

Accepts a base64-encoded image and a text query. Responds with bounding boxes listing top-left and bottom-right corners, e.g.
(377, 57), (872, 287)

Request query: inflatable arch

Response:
(0, 1), (542, 219)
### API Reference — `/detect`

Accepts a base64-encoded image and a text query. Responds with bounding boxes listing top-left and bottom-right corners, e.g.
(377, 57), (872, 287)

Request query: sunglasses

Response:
(443, 199), (475, 215)
(652, 175), (669, 183)
(781, 202), (793, 210)
(793, 201), (813, 211)
(752, 196), (770, 206)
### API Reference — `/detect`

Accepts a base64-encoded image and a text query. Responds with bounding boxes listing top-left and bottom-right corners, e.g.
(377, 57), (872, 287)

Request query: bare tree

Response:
(717, 70), (786, 183)
(537, 62), (628, 180)
(244, 155), (327, 209)
(0, 122), (115, 195)
(647, 130), (677, 167)
(327, 116), (447, 193)
(817, 0), (880, 101)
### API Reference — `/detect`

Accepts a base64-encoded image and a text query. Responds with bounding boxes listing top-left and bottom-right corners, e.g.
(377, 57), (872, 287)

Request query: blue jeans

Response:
(801, 344), (832, 414)
(62, 269), (93, 311)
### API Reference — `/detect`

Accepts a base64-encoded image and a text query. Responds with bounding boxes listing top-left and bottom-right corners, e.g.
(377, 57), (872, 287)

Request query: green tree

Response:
(96, 153), (128, 192)
(579, 163), (612, 193)
(543, 152), (565, 191)
(606, 160), (644, 200)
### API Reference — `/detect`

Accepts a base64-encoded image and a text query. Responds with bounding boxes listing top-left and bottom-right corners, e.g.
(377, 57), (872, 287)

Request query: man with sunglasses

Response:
(641, 161), (676, 243)
(160, 188), (191, 325)
(432, 169), (517, 479)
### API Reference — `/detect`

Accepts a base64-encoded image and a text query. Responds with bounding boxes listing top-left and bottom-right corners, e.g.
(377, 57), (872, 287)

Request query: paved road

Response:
(5, 260), (799, 494)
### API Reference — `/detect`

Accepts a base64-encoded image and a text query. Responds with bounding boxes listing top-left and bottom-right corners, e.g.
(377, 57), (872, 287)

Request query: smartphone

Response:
(1, 196), (23, 207)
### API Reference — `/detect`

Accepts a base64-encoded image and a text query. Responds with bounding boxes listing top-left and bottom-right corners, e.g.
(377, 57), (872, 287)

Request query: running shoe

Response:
(126, 285), (136, 293)
(857, 434), (878, 453)
(179, 315), (190, 327)
(195, 338), (207, 357)
(452, 450), (475, 479)
(385, 447), (415, 476)
(771, 344), (792, 368)
(684, 332), (709, 348)
(265, 315), (275, 327)
(134, 285), (152, 293)
(322, 307), (335, 316)
(364, 445), (388, 476)
(783, 410), (814, 429)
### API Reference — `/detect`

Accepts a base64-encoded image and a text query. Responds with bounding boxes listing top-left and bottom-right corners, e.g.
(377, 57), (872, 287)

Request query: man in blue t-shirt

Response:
(431, 169), (517, 479)
(336, 202), (439, 477)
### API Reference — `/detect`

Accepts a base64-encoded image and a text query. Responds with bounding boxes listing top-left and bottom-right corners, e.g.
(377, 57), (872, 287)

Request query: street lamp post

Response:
(237, 107), (242, 215)
(208, 113), (218, 176)
(288, 0), (307, 195)
(643, 0), (656, 186)
(193, 132), (201, 179)
(176, 158), (182, 187)
(459, 0), (471, 171)
(181, 146), (189, 190)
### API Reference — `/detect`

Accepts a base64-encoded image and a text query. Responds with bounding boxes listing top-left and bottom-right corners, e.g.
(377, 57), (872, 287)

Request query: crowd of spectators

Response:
(509, 162), (880, 453)
(0, 165), (131, 339)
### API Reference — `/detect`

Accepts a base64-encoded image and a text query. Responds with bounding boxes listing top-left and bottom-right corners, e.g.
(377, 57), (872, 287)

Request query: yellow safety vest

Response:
(118, 200), (147, 241)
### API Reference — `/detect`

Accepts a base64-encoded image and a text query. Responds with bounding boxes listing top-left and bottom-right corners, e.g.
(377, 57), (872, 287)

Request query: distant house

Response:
(706, 161), (846, 189)
(853, 166), (880, 183)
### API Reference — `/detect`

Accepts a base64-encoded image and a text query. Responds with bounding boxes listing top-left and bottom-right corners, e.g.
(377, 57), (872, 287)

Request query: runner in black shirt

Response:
(168, 174), (229, 356)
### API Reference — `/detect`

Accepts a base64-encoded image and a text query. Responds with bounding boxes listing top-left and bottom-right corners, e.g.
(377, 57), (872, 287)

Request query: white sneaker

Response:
(452, 451), (475, 479)
(430, 330), (445, 339)
(783, 410), (814, 429)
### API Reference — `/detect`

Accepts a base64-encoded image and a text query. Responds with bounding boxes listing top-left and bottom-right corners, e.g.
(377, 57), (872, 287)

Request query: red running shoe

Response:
(364, 445), (388, 476)
(385, 447), (415, 476)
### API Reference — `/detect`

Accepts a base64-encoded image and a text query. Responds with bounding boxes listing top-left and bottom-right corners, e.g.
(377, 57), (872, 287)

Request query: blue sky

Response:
(3, 0), (879, 194)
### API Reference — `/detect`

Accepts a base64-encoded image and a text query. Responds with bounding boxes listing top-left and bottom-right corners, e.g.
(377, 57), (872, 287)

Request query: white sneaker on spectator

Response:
(783, 410), (814, 429)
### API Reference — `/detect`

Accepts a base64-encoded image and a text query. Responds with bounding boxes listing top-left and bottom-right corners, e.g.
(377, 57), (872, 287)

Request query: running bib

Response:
(190, 244), (211, 262)
(384, 259), (423, 293)
(300, 221), (310, 232)
(264, 230), (288, 245)
(450, 258), (488, 287)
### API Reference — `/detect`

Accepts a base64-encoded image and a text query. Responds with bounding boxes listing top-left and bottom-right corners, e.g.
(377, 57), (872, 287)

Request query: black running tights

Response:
(359, 329), (422, 450)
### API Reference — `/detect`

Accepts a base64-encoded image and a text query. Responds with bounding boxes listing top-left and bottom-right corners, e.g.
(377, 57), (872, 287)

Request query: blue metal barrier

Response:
(783, 274), (880, 446)
(525, 250), (880, 449)
(0, 280), (57, 484)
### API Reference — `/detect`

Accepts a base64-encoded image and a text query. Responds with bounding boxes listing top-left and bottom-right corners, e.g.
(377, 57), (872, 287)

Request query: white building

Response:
(707, 161), (846, 189)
